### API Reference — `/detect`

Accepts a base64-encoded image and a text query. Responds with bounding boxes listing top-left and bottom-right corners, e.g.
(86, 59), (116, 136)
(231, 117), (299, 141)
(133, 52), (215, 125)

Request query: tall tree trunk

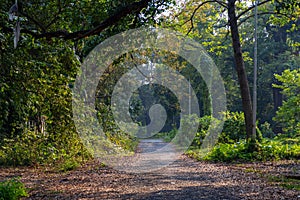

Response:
(228, 0), (254, 140)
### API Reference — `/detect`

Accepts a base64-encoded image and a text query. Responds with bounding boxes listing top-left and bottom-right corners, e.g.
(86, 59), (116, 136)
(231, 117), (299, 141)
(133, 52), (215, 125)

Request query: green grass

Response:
(150, 130), (177, 142)
(57, 158), (80, 172)
(0, 178), (28, 200)
(244, 167), (262, 174)
(267, 175), (300, 191)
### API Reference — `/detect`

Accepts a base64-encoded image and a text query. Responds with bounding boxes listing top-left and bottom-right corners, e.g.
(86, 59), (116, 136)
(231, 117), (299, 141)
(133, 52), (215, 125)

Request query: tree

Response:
(165, 0), (300, 140)
(227, 0), (254, 140)
(227, 0), (299, 138)
(0, 0), (174, 165)
(1, 0), (171, 41)
(273, 69), (300, 135)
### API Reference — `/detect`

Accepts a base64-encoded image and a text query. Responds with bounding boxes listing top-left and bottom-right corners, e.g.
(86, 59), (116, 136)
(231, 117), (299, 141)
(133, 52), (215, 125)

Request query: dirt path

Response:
(112, 139), (179, 173)
(0, 140), (299, 199)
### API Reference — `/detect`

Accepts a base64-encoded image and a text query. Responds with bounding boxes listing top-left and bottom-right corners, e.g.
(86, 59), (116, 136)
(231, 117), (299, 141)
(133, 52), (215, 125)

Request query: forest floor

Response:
(0, 140), (299, 200)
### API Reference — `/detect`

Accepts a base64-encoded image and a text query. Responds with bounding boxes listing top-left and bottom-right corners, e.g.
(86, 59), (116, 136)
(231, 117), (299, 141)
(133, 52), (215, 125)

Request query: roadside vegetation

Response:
(0, 0), (299, 199)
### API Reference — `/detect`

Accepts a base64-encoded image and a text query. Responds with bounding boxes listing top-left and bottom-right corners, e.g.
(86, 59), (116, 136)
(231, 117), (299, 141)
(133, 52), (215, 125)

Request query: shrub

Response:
(0, 130), (90, 166)
(260, 122), (275, 138)
(58, 158), (80, 172)
(192, 112), (249, 147)
(152, 129), (177, 142)
(219, 111), (247, 143)
(191, 115), (211, 147)
(0, 178), (28, 200)
(273, 69), (300, 136)
(203, 137), (300, 162)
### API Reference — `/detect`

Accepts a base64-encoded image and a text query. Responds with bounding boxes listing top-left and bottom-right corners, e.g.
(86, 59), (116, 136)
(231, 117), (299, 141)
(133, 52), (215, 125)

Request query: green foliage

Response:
(192, 112), (250, 147)
(58, 158), (80, 172)
(0, 25), (94, 166)
(106, 130), (139, 152)
(268, 175), (300, 191)
(273, 69), (300, 135)
(219, 112), (247, 144)
(0, 0), (299, 167)
(152, 129), (177, 142)
(96, 103), (139, 153)
(165, 0), (300, 131)
(191, 115), (211, 147)
(259, 122), (275, 138)
(201, 137), (300, 162)
(0, 178), (28, 200)
(0, 130), (90, 166)
(188, 111), (299, 163)
(0, 0), (174, 167)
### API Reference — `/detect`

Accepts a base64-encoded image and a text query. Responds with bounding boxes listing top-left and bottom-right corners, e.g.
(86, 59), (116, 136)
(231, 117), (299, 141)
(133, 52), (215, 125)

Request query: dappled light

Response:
(0, 0), (299, 199)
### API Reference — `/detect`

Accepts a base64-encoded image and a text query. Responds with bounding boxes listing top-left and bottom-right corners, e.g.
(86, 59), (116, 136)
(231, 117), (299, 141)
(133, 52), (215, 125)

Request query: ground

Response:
(0, 140), (299, 199)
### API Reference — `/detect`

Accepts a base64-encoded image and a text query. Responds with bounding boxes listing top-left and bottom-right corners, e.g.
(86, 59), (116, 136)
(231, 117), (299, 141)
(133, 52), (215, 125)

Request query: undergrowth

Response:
(187, 135), (300, 162)
(267, 175), (300, 191)
(0, 178), (28, 200)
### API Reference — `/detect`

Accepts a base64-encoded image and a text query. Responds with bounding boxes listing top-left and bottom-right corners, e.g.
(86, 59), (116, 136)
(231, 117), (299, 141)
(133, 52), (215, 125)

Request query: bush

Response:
(260, 122), (275, 138)
(219, 111), (247, 143)
(153, 115), (199, 148)
(58, 158), (80, 172)
(202, 137), (300, 162)
(152, 129), (177, 142)
(273, 69), (300, 136)
(191, 115), (211, 147)
(0, 130), (90, 166)
(192, 112), (248, 147)
(0, 178), (28, 200)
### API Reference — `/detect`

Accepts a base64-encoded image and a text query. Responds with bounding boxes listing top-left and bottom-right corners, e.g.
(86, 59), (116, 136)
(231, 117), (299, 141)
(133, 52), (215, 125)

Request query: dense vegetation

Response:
(0, 1), (299, 199)
(0, 0), (299, 170)
(0, 178), (28, 200)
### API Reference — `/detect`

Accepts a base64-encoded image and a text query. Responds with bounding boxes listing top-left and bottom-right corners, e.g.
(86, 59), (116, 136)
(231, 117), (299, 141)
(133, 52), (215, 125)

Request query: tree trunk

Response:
(227, 0), (254, 140)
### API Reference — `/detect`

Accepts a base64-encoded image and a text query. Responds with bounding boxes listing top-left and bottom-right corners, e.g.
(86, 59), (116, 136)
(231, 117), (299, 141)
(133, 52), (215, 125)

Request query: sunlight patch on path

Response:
(113, 139), (178, 173)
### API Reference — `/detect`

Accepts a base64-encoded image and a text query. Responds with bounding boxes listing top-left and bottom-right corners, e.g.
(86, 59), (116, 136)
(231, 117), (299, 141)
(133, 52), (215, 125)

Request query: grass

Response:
(57, 158), (80, 172)
(0, 178), (28, 200)
(267, 175), (300, 191)
(244, 167), (262, 174)
(150, 130), (177, 142)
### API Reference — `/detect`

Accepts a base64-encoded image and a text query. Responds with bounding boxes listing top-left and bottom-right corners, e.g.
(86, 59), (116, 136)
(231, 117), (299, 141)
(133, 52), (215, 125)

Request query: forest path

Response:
(0, 140), (299, 199)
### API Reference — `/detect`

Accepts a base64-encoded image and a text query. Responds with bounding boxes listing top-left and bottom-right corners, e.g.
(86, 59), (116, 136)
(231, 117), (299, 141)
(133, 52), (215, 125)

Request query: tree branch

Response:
(214, 0), (227, 8)
(2, 0), (152, 40)
(19, 10), (46, 32)
(44, 0), (64, 30)
(75, 0), (151, 40)
(236, 0), (272, 20)
(237, 11), (293, 27)
(186, 0), (227, 35)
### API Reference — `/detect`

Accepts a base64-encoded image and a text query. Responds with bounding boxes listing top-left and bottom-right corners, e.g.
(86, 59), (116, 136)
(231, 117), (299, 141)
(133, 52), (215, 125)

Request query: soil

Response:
(0, 140), (299, 200)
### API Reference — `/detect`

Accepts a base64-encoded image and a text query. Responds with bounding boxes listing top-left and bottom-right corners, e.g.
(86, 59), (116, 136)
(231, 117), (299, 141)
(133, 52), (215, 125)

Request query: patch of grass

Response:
(267, 175), (300, 191)
(0, 177), (28, 200)
(57, 159), (80, 172)
(151, 130), (177, 142)
(281, 183), (300, 190)
(99, 162), (107, 167)
(185, 148), (209, 161)
(244, 167), (262, 173)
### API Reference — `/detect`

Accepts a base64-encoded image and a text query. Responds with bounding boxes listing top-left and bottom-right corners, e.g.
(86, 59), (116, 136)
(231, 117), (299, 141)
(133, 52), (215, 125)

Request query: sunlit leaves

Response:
(273, 69), (300, 135)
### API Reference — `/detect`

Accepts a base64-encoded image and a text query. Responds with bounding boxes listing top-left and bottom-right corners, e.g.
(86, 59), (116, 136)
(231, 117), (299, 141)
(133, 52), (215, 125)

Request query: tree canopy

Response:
(0, 0), (299, 166)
